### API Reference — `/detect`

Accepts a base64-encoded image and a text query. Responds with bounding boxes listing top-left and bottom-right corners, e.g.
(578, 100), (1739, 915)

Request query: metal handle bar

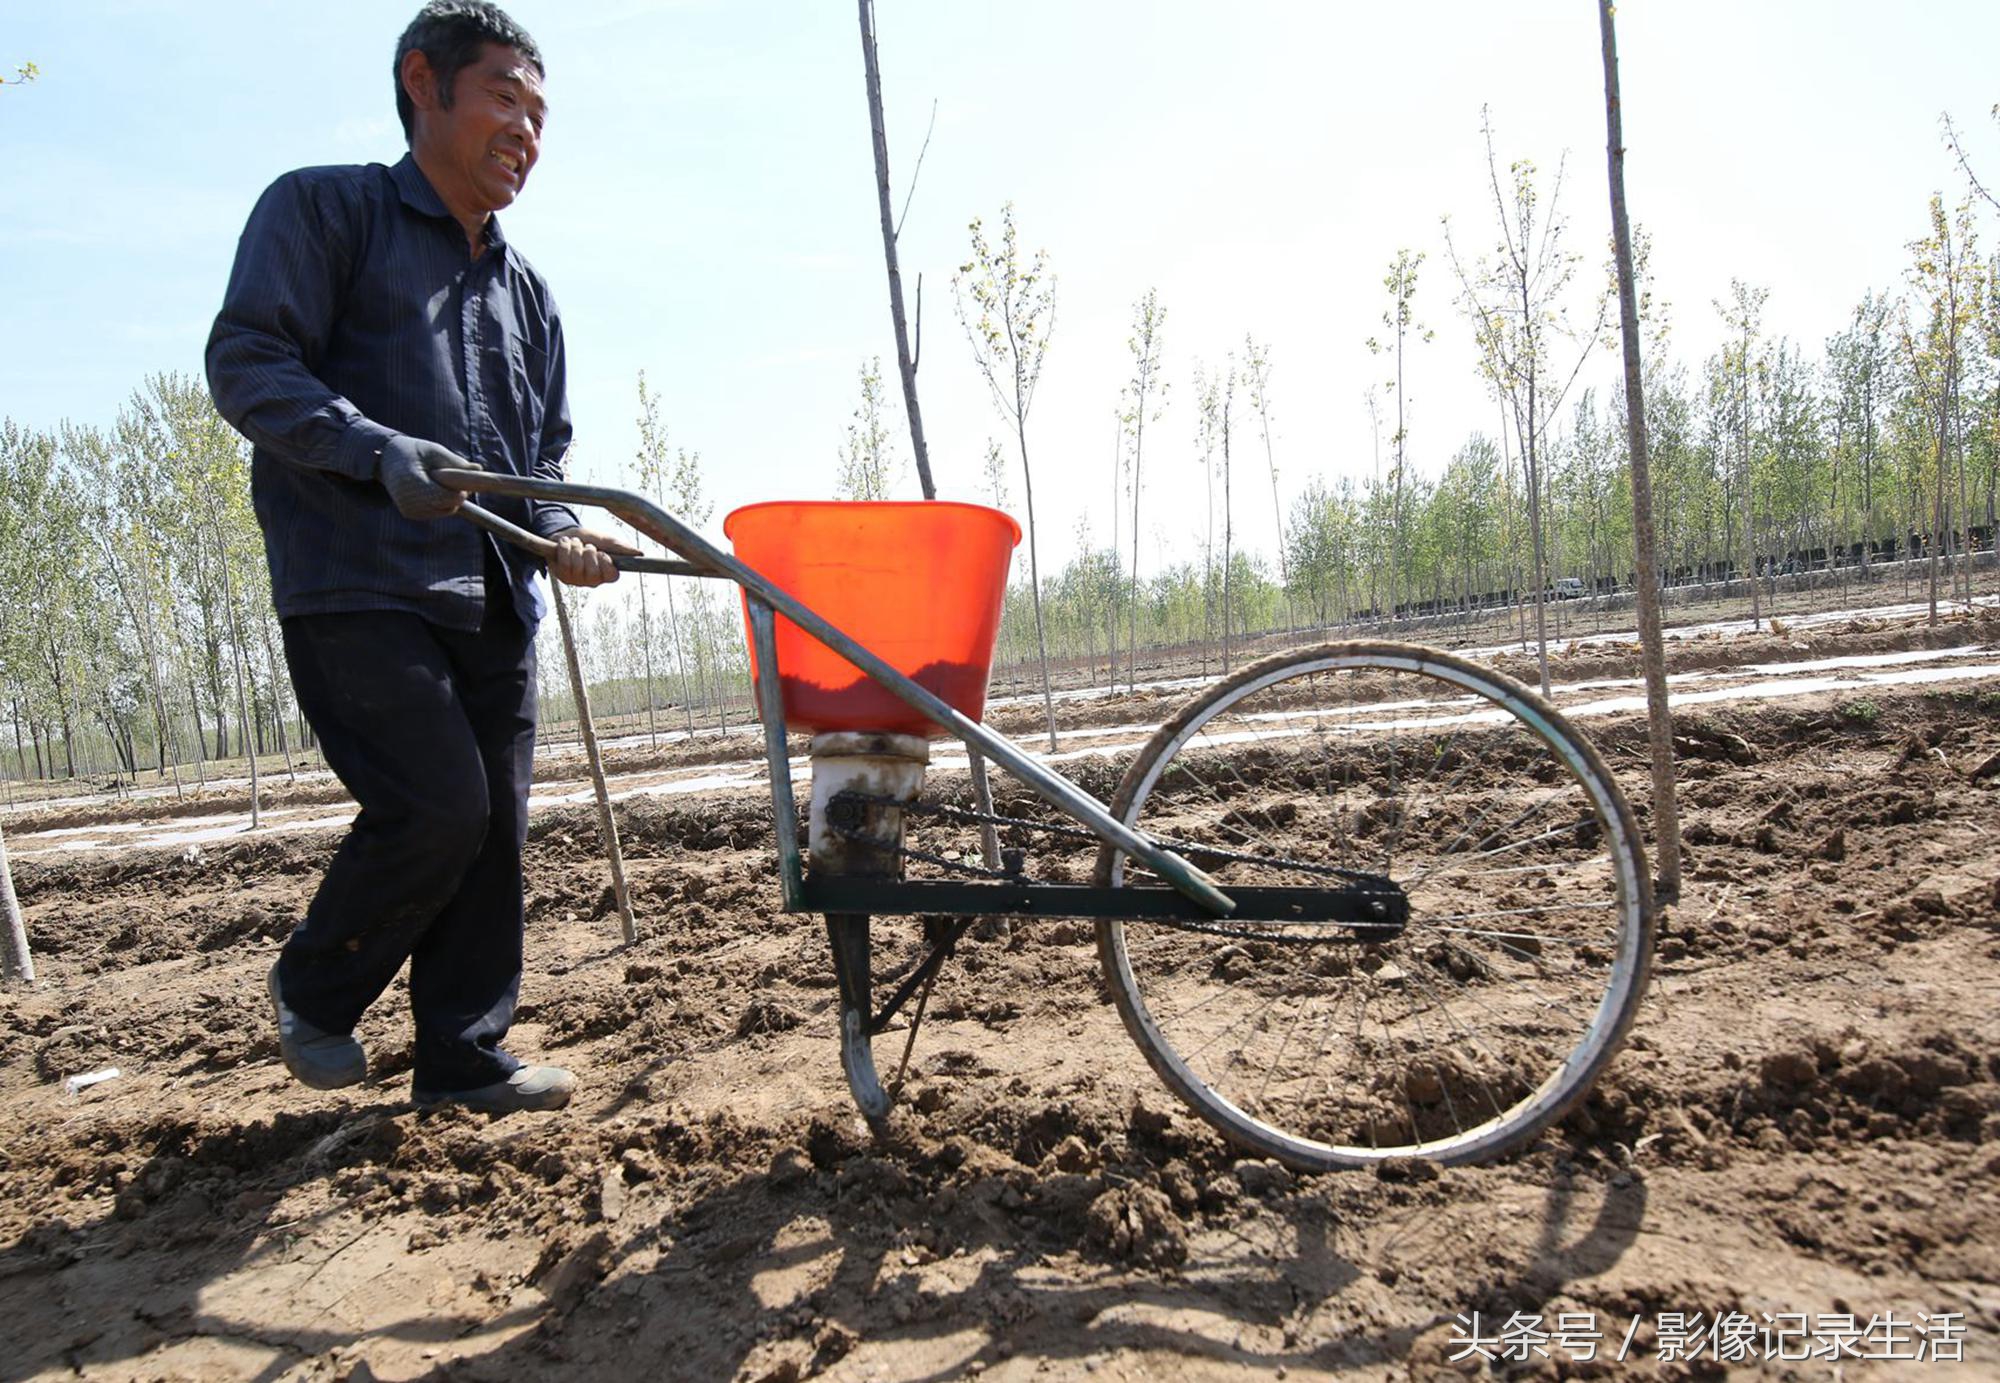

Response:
(456, 499), (714, 578)
(436, 468), (1236, 917)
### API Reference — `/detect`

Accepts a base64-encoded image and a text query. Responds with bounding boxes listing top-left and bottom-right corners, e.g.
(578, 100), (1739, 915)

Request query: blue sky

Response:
(5, 1), (1999, 575)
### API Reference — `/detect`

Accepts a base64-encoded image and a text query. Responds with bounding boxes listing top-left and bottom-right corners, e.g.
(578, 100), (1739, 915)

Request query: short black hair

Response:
(393, 1), (544, 142)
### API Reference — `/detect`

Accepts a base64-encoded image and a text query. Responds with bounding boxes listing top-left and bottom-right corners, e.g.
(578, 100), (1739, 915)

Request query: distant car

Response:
(1551, 577), (1586, 600)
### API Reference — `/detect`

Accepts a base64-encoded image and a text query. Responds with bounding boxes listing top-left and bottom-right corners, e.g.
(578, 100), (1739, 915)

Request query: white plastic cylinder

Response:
(807, 732), (930, 878)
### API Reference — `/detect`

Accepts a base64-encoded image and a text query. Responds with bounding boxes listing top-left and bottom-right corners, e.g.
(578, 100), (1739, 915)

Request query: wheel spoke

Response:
(1407, 787), (1566, 888)
(1417, 899), (1619, 922)
(1409, 921), (1615, 946)
(1096, 644), (1650, 1169)
(1452, 854), (1611, 880)
(1407, 811), (1593, 887)
(1400, 959), (1512, 1127)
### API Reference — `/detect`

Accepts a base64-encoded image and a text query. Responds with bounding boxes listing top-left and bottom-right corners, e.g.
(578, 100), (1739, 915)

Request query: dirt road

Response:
(1, 610), (1997, 1380)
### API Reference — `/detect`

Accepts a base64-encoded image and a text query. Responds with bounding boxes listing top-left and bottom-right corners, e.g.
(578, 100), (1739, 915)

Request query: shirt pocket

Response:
(507, 333), (550, 445)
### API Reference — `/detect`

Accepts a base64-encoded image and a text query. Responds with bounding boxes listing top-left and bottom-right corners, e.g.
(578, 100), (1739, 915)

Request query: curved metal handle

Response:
(435, 467), (1236, 916)
(439, 470), (720, 578)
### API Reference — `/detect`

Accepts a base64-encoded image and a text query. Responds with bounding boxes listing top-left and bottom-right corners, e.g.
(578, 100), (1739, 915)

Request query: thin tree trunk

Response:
(857, 0), (935, 500)
(1129, 410), (1144, 694)
(1930, 372), (1949, 626)
(1522, 389), (1552, 695)
(1222, 406), (1234, 674)
(638, 576), (659, 749)
(552, 584), (637, 944)
(99, 693), (134, 776)
(44, 630), (76, 779)
(1016, 422), (1059, 752)
(257, 613), (296, 786)
(1109, 411), (1121, 688)
(1391, 316), (1407, 631)
(1202, 411), (1214, 677)
(0, 821), (31, 984)
(1262, 408), (1291, 635)
(1740, 336), (1761, 631)
(1600, 0), (1681, 900)
(175, 645), (210, 790)
(104, 541), (184, 798)
(1957, 378), (1974, 607)
(1498, 398), (1527, 649)
(209, 505), (261, 827)
(696, 590), (729, 736)
(666, 580), (695, 735)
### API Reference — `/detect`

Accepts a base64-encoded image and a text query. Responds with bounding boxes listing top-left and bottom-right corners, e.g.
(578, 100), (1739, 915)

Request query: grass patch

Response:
(1836, 699), (1882, 725)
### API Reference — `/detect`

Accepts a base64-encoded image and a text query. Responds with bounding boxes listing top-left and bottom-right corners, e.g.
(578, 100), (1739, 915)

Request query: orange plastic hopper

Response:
(724, 500), (1022, 738)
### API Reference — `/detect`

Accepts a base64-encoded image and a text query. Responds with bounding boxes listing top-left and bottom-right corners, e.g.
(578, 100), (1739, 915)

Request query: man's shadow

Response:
(0, 1096), (532, 1382)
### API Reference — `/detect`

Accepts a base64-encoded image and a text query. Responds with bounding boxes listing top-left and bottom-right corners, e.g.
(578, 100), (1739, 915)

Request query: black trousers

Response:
(275, 590), (537, 1093)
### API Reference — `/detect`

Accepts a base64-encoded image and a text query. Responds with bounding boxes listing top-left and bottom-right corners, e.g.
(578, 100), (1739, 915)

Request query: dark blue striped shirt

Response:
(206, 153), (579, 630)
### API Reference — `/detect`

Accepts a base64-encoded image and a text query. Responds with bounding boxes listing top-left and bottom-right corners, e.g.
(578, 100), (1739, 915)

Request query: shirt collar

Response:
(390, 152), (508, 252)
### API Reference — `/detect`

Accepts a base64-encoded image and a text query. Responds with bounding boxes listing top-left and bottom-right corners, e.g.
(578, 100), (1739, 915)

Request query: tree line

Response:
(0, 370), (763, 791)
(915, 125), (2000, 695)
(0, 376), (295, 794)
(6, 120), (1999, 787)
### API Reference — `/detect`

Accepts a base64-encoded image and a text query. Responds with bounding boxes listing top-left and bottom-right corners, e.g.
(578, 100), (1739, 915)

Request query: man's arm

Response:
(204, 172), (396, 481)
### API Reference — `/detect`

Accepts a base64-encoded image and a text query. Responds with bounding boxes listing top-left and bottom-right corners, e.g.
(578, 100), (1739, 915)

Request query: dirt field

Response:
(2, 608), (1998, 1381)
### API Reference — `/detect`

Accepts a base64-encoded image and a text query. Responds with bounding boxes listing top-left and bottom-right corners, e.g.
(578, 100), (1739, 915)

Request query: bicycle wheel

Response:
(1093, 641), (1653, 1169)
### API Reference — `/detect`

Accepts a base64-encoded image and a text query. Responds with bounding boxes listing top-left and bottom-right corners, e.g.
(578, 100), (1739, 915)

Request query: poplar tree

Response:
(836, 356), (902, 500)
(1445, 112), (1606, 694)
(955, 204), (1059, 750)
(1219, 361), (1238, 671)
(1120, 290), (1167, 691)
(635, 373), (703, 736)
(1242, 335), (1290, 633)
(1367, 250), (1431, 627)
(1901, 195), (1983, 623)
(1826, 293), (1895, 563)
(1192, 365), (1222, 668)
(1715, 280), (1770, 628)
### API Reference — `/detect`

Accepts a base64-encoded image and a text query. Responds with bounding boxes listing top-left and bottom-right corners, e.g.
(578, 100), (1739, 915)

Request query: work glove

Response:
(378, 435), (481, 520)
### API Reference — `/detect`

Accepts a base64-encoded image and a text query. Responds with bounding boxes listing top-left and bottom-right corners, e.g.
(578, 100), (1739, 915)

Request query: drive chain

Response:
(822, 790), (1400, 945)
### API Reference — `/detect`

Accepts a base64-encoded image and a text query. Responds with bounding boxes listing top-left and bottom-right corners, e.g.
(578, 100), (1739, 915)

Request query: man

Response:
(207, 1), (632, 1113)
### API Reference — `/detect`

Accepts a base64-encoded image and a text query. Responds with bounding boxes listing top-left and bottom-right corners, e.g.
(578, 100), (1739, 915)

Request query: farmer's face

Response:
(404, 43), (546, 222)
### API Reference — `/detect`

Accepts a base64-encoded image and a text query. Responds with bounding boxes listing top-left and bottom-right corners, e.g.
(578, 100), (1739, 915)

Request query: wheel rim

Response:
(1101, 645), (1650, 1167)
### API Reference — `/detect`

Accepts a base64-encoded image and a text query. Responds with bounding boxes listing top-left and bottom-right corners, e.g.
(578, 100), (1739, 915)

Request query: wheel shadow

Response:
(435, 1139), (1651, 1379)
(0, 1097), (1649, 1381)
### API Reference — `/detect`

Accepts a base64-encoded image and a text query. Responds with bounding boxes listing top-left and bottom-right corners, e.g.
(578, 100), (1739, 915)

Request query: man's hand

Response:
(379, 436), (481, 520)
(549, 527), (639, 587)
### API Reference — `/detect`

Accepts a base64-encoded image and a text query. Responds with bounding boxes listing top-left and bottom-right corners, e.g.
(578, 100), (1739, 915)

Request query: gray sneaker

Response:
(413, 1065), (576, 1113)
(267, 961), (367, 1090)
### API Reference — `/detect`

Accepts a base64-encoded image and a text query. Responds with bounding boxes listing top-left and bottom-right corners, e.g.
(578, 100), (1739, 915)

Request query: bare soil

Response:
(2, 615), (1998, 1381)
